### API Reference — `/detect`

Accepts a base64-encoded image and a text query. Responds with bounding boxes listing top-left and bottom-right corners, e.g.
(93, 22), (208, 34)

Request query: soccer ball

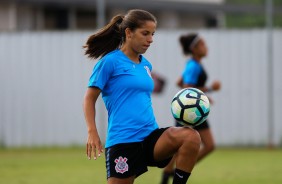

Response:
(171, 88), (210, 127)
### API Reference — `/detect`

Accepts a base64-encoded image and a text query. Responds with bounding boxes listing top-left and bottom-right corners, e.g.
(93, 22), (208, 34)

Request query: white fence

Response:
(1, 30), (282, 147)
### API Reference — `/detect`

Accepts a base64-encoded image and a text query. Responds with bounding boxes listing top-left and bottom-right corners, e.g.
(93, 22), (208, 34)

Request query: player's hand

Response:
(211, 80), (221, 91)
(86, 130), (103, 160)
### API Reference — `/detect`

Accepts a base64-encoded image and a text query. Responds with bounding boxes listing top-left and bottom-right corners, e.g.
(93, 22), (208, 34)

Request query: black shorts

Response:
(105, 128), (172, 179)
(175, 120), (210, 131)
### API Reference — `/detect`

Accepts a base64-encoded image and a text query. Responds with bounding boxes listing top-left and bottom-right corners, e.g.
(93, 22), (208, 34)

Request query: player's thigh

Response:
(153, 127), (200, 161)
(108, 176), (135, 184)
(197, 128), (215, 148)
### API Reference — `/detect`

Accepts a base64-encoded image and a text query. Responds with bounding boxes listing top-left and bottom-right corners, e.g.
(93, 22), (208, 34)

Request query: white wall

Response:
(0, 30), (281, 147)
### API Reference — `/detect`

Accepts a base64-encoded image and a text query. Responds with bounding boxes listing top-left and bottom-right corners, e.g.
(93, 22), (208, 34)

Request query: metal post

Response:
(266, 0), (274, 148)
(96, 0), (106, 28)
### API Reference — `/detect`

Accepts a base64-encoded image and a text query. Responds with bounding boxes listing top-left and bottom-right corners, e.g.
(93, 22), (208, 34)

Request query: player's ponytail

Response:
(179, 33), (198, 55)
(84, 15), (124, 59)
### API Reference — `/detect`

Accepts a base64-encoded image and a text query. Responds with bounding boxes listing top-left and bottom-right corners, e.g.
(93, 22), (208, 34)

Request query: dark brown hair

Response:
(179, 33), (198, 55)
(84, 9), (157, 59)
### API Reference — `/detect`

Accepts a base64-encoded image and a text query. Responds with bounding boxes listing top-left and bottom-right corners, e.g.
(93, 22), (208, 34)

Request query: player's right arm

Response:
(83, 87), (103, 160)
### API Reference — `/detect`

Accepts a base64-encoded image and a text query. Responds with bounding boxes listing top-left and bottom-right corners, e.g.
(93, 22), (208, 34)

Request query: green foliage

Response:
(225, 0), (282, 28)
(226, 14), (282, 28)
(226, 14), (266, 28)
(1, 147), (282, 184)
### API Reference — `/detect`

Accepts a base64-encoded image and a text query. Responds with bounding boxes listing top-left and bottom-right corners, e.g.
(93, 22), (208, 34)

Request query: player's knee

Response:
(166, 127), (201, 151)
(183, 128), (201, 151)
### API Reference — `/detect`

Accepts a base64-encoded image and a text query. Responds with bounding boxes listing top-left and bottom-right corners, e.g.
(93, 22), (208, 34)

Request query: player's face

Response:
(127, 21), (156, 54)
(194, 39), (208, 57)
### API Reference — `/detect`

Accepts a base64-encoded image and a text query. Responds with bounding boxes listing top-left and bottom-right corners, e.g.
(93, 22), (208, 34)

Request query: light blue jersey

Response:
(88, 50), (159, 148)
(182, 59), (202, 85)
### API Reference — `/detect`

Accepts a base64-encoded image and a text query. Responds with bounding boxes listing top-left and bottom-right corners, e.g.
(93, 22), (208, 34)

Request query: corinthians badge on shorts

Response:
(115, 156), (129, 174)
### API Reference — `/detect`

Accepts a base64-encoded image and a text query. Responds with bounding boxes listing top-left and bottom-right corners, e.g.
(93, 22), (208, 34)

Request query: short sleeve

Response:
(88, 57), (114, 90)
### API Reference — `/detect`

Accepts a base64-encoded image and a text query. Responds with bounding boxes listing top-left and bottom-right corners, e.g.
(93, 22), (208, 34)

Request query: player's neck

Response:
(120, 46), (140, 64)
(192, 55), (202, 63)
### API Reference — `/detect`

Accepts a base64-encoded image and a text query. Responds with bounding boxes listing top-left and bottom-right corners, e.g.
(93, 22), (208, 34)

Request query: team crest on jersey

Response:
(115, 156), (129, 174)
(144, 66), (152, 78)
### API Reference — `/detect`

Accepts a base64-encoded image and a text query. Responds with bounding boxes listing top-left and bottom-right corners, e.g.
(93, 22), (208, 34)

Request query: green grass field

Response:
(0, 147), (281, 184)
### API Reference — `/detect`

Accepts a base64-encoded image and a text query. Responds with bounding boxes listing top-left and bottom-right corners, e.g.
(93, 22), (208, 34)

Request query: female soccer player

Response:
(83, 9), (201, 184)
(160, 33), (221, 184)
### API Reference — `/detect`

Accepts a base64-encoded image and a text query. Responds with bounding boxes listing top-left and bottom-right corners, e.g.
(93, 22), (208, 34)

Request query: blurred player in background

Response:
(160, 33), (221, 184)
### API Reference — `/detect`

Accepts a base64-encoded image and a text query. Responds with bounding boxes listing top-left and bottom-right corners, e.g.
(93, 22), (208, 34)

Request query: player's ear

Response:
(191, 47), (197, 54)
(125, 28), (132, 39)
